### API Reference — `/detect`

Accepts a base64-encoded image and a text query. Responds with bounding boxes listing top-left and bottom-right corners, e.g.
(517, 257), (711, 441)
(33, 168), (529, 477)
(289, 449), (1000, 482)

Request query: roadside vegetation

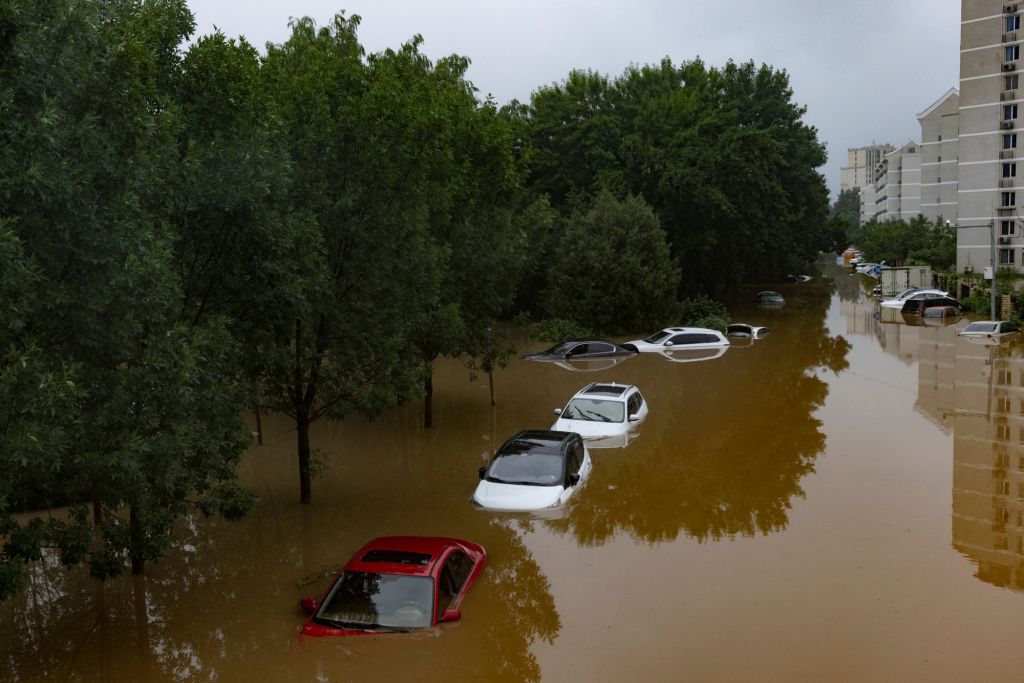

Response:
(0, 0), (831, 597)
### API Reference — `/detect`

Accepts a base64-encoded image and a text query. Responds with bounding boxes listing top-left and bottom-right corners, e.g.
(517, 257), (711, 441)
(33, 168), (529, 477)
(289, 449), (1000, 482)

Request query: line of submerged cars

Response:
(877, 287), (1022, 340)
(297, 323), (768, 638)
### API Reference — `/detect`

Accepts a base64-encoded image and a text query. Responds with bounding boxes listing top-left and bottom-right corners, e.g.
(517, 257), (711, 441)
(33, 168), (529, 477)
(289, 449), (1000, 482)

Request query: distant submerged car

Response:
(622, 327), (729, 353)
(756, 291), (785, 306)
(299, 536), (486, 637)
(880, 288), (948, 309)
(958, 320), (1020, 339)
(521, 339), (636, 362)
(726, 323), (769, 340)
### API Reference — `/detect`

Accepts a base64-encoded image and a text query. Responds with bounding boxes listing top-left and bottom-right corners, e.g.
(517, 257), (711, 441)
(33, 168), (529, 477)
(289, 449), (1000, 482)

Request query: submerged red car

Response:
(299, 536), (486, 637)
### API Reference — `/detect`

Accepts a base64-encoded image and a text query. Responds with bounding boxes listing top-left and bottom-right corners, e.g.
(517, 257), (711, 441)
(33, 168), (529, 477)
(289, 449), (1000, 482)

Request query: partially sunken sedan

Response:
(473, 430), (591, 511)
(521, 339), (637, 361)
(299, 536), (486, 637)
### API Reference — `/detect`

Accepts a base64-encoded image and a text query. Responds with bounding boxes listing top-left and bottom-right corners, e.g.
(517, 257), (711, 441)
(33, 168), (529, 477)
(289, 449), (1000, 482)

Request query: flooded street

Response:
(6, 263), (1024, 681)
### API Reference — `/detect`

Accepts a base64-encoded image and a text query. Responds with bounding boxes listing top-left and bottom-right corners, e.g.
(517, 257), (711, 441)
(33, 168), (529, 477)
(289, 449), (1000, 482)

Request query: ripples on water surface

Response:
(6, 264), (1024, 681)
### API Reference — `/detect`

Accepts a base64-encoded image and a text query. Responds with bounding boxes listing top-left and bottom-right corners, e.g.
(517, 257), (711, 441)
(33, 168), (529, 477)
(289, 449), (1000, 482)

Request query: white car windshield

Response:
(486, 452), (563, 485)
(561, 398), (625, 423)
(964, 322), (998, 333)
(643, 330), (671, 343)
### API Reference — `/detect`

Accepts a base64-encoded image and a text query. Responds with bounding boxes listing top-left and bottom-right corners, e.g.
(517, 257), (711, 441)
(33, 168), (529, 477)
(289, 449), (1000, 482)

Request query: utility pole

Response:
(989, 218), (997, 321)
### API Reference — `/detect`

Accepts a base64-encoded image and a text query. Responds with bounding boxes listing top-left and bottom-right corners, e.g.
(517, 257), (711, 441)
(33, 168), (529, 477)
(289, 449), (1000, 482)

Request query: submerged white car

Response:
(880, 288), (948, 309)
(473, 430), (591, 511)
(958, 320), (1020, 339)
(551, 383), (648, 445)
(623, 327), (729, 353)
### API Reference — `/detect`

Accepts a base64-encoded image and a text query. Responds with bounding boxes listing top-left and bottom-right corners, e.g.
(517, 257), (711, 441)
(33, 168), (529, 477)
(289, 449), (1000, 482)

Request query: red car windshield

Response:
(314, 571), (434, 631)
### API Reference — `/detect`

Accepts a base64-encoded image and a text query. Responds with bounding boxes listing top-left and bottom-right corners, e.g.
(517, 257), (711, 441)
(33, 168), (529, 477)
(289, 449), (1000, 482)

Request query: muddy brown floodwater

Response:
(6, 263), (1024, 681)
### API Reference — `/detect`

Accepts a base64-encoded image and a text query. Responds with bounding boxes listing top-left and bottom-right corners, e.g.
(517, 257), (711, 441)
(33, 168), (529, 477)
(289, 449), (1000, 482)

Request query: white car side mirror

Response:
(553, 408), (562, 415)
(664, 341), (674, 347)
(628, 414), (640, 422)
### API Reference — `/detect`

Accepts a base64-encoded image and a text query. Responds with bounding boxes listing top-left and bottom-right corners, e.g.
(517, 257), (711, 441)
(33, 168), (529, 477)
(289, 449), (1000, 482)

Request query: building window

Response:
(1007, 104), (1020, 120)
(1005, 133), (1019, 149)
(1009, 74), (1021, 90)
(1009, 15), (1021, 31)
(1007, 45), (1020, 61)
(1003, 191), (1017, 206)
(1001, 248), (1017, 265)
(1005, 162), (1018, 177)
(1003, 219), (1016, 236)
(999, 397), (1012, 413)
(999, 369), (1013, 385)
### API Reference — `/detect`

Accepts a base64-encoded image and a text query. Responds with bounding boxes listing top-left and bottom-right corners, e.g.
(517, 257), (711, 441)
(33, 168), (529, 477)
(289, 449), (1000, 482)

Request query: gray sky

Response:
(186, 0), (961, 200)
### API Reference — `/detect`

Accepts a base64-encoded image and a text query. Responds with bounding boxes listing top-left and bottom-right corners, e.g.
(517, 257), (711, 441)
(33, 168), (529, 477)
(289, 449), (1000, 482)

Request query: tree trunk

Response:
(129, 508), (144, 575)
(132, 574), (152, 679)
(254, 404), (263, 446)
(297, 411), (312, 504)
(489, 368), (496, 407)
(424, 373), (433, 428)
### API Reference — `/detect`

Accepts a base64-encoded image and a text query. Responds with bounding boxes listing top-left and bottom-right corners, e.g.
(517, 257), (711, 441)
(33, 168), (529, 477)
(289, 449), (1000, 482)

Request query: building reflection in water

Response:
(947, 334), (1024, 590)
(842, 277), (1024, 591)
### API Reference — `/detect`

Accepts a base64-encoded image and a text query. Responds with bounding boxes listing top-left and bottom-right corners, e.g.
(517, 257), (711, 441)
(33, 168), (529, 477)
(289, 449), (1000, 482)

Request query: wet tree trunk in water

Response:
(132, 574), (152, 679)
(489, 369), (496, 407)
(254, 404), (263, 446)
(129, 509), (144, 575)
(424, 373), (433, 428)
(297, 411), (312, 504)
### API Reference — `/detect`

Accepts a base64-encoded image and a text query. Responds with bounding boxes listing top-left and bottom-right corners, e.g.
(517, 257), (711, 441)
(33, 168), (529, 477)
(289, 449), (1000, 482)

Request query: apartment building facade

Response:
(918, 88), (961, 224)
(841, 144), (893, 193)
(959, 0), (1024, 272)
(862, 140), (921, 223)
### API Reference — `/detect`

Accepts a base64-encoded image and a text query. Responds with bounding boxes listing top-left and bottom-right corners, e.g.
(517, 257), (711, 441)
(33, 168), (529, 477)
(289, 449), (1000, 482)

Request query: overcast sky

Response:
(185, 0), (961, 200)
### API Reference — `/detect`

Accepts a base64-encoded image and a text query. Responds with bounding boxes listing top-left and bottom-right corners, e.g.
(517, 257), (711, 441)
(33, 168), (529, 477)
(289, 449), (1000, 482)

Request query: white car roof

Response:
(568, 382), (637, 400)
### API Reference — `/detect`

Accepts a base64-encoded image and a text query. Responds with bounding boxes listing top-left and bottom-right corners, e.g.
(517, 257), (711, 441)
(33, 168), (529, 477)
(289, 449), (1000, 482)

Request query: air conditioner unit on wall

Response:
(1000, 235), (1012, 243)
(1002, 121), (1016, 129)
(964, 264), (974, 273)
(1005, 63), (1017, 71)
(1007, 4), (1018, 13)
(1002, 149), (1015, 159)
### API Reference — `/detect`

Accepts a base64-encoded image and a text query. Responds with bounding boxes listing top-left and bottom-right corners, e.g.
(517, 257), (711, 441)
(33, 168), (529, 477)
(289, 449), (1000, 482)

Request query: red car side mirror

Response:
(299, 598), (319, 614)
(441, 608), (462, 623)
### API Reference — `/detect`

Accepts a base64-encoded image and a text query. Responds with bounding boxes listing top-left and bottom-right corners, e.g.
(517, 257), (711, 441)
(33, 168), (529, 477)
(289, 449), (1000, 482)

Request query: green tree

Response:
(831, 187), (861, 243)
(260, 14), (439, 503)
(527, 58), (830, 296)
(0, 0), (253, 588)
(542, 190), (680, 333)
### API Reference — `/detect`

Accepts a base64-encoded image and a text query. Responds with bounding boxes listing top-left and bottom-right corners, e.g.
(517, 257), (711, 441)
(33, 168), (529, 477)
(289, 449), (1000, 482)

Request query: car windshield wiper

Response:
(581, 409), (612, 422)
(315, 617), (402, 633)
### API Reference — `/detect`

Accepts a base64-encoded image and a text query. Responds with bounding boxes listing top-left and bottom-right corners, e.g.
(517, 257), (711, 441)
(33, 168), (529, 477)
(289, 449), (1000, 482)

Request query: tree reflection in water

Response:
(0, 477), (560, 682)
(547, 278), (849, 545)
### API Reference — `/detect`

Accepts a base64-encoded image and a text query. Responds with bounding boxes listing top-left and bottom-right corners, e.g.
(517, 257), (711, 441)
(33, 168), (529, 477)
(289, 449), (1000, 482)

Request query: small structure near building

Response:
(877, 266), (934, 298)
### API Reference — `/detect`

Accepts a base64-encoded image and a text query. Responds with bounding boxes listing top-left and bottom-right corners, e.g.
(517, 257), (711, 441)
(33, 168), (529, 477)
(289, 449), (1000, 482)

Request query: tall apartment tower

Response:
(840, 144), (893, 193)
(959, 1), (1024, 272)
(918, 88), (960, 224)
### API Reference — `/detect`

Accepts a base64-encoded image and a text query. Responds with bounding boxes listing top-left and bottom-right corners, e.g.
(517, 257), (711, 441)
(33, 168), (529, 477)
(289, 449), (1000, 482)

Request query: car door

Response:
(560, 441), (584, 503)
(435, 550), (474, 623)
(629, 391), (648, 422)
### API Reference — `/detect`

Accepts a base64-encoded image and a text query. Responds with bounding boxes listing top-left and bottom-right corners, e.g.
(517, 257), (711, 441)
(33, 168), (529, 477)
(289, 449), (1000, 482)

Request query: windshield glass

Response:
(561, 398), (626, 423)
(897, 288), (920, 300)
(545, 342), (575, 355)
(487, 451), (563, 485)
(315, 571), (434, 631)
(643, 330), (671, 344)
(964, 322), (998, 333)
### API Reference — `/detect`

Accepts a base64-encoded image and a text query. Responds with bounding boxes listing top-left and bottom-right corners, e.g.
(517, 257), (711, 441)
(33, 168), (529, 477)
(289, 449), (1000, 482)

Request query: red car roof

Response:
(346, 536), (479, 577)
